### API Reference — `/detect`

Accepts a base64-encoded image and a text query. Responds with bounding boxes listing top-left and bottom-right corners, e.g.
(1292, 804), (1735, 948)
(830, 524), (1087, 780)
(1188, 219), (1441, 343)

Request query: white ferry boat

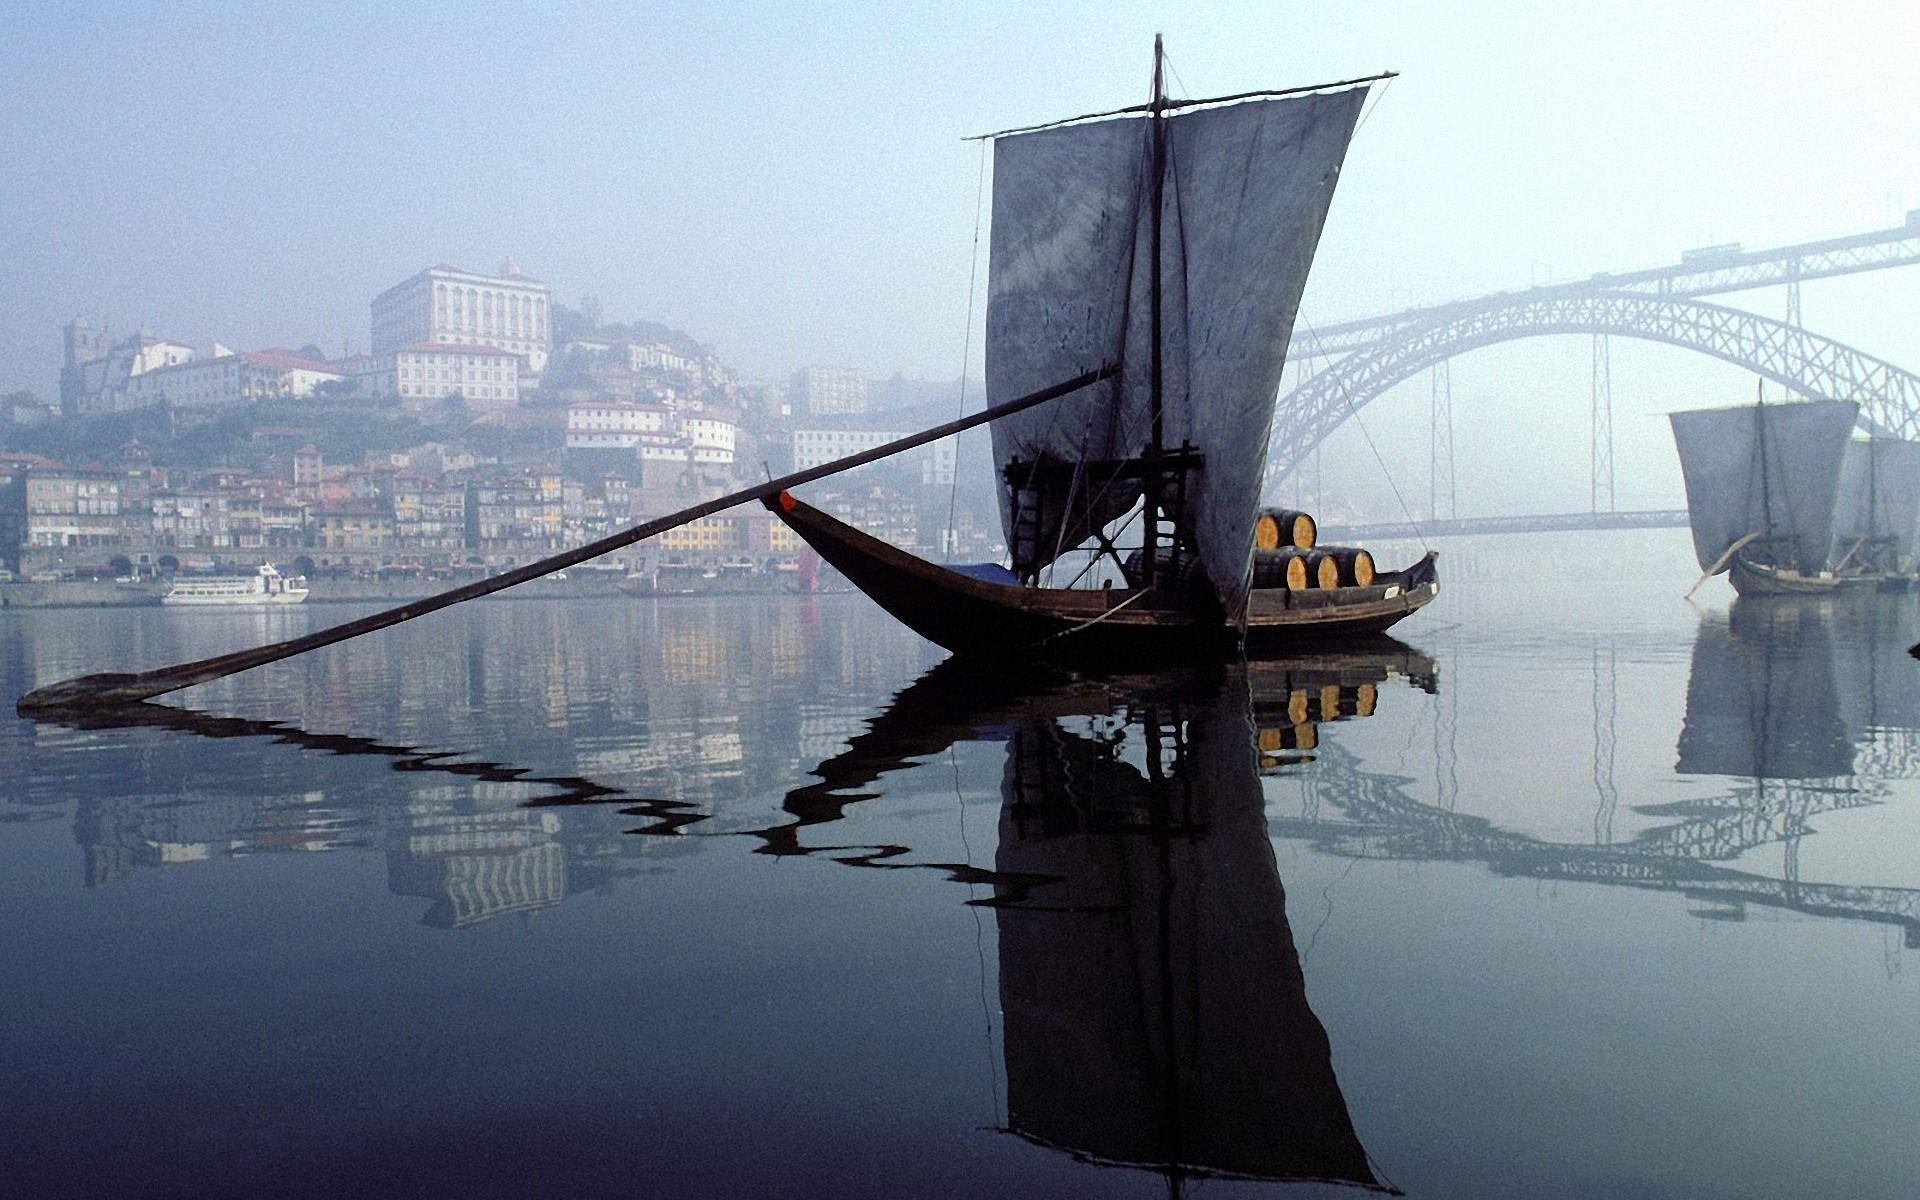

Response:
(162, 563), (310, 606)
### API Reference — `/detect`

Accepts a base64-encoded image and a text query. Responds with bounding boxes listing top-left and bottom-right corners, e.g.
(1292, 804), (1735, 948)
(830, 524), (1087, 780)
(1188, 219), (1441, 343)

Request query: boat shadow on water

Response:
(22, 606), (1920, 1186)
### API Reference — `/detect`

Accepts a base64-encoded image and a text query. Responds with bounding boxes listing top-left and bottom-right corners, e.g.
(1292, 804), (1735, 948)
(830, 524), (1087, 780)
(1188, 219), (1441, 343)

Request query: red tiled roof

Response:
(241, 350), (337, 372)
(401, 342), (526, 358)
(0, 451), (64, 469)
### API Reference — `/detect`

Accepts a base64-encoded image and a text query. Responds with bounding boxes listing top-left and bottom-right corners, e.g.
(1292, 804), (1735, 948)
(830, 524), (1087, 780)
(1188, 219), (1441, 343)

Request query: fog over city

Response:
(15, 10), (1920, 1196)
(5, 0), (1920, 518)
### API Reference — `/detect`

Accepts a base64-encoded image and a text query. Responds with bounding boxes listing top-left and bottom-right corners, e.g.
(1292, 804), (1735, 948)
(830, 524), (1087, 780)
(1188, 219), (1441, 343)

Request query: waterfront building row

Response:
(0, 453), (867, 576)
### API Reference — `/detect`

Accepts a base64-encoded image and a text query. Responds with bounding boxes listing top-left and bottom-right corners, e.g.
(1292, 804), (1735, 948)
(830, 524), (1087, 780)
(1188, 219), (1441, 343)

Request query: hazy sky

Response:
(6, 0), (1920, 513)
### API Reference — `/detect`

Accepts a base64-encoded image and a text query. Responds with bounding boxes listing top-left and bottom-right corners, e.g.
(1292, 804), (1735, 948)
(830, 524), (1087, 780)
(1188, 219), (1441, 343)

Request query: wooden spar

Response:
(16, 362), (1120, 713)
(963, 70), (1397, 141)
(1832, 534), (1869, 574)
(1683, 530), (1762, 599)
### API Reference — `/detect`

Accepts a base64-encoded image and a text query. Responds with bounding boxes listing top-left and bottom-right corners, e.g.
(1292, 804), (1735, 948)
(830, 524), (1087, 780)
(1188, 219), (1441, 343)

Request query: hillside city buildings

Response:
(10, 259), (988, 583)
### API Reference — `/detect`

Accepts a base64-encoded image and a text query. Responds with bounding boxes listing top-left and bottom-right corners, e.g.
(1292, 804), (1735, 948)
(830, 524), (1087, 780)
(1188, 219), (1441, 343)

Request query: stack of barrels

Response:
(1253, 681), (1380, 769)
(1252, 508), (1376, 592)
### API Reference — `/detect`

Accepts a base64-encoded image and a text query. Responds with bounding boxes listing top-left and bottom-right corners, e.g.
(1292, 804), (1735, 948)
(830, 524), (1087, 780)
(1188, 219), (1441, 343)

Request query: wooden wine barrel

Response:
(1256, 723), (1318, 753)
(1318, 684), (1341, 721)
(1304, 551), (1342, 589)
(1253, 508), (1316, 551)
(1122, 549), (1212, 592)
(1251, 547), (1311, 591)
(1314, 546), (1375, 587)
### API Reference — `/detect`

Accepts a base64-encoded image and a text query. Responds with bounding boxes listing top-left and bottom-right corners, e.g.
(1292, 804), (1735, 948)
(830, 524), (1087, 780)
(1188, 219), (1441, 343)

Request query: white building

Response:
(636, 432), (692, 463)
(790, 365), (868, 416)
(565, 402), (738, 465)
(124, 350), (341, 411)
(343, 343), (522, 413)
(371, 261), (551, 373)
(627, 343), (698, 378)
(564, 402), (671, 448)
(681, 416), (737, 465)
(60, 322), (197, 416)
(791, 425), (954, 486)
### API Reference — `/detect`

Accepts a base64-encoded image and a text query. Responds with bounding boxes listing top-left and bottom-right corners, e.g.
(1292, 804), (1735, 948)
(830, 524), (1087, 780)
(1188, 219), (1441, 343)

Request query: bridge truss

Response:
(1270, 292), (1920, 485)
(1293, 214), (1920, 360)
(1283, 738), (1920, 947)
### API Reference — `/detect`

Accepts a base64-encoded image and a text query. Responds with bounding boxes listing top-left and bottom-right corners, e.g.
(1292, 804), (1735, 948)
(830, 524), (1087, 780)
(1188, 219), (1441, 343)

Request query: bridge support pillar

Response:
(1430, 360), (1455, 521)
(1591, 334), (1615, 513)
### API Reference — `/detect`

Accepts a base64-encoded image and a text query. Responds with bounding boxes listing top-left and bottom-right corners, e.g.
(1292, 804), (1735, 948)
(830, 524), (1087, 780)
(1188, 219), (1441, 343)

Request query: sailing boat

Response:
(767, 40), (1437, 659)
(1671, 388), (1920, 596)
(1828, 433), (1920, 589)
(1670, 393), (1864, 596)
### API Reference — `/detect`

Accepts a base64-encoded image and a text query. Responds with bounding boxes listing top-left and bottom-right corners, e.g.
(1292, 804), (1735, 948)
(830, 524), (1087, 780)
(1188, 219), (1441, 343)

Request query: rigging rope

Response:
(944, 138), (991, 562)
(1295, 314), (1432, 555)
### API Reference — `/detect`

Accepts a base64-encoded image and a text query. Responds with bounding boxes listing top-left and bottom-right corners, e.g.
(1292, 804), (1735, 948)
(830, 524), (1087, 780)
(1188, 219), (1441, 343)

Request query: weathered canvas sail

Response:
(1668, 400), (1858, 573)
(987, 88), (1368, 615)
(1830, 437), (1920, 569)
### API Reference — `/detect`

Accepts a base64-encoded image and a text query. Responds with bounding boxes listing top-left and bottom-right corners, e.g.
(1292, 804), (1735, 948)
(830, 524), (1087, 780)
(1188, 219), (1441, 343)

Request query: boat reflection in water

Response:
(994, 668), (1397, 1192)
(771, 643), (1432, 1193)
(1653, 594), (1920, 919)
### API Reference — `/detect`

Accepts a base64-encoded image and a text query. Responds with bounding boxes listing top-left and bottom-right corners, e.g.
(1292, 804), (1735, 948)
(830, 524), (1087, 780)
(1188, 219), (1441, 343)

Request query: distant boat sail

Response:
(1670, 395), (1920, 595)
(1669, 398), (1857, 578)
(765, 40), (1439, 658)
(1830, 436), (1920, 574)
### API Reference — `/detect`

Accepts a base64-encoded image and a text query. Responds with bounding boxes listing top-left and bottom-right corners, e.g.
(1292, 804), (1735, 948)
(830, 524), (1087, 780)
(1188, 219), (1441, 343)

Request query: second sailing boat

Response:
(1671, 392), (1920, 596)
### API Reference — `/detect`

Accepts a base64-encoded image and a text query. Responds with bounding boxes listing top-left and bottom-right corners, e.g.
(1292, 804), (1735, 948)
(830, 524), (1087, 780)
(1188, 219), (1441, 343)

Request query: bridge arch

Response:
(1269, 292), (1920, 482)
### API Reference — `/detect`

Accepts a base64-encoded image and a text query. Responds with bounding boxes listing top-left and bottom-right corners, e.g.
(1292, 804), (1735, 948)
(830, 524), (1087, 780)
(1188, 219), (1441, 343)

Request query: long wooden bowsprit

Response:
(16, 363), (1118, 714)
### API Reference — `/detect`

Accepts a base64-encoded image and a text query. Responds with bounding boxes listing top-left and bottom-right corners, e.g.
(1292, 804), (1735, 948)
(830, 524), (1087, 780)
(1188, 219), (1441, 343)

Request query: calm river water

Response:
(5, 548), (1920, 1198)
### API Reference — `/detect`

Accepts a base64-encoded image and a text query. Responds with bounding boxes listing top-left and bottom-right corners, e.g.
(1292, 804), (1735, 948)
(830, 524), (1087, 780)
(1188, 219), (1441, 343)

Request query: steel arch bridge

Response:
(1268, 291), (1920, 484)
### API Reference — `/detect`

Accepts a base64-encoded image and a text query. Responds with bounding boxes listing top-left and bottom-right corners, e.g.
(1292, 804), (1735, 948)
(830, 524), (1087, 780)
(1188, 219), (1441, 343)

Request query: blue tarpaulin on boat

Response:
(949, 563), (1021, 586)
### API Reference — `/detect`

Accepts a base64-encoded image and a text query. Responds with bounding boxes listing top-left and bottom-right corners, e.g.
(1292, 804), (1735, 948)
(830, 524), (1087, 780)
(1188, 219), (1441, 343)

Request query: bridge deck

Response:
(1318, 509), (1689, 541)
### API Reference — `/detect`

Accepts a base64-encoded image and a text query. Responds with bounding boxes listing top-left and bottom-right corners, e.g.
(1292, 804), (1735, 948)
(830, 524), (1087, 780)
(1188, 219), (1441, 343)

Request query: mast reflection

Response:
(768, 644), (1429, 1191)
(994, 664), (1394, 1192)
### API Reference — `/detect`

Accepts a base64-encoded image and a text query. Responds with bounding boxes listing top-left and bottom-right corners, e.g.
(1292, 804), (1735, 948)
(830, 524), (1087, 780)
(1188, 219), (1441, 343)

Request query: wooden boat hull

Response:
(765, 492), (1438, 659)
(1729, 555), (1888, 597)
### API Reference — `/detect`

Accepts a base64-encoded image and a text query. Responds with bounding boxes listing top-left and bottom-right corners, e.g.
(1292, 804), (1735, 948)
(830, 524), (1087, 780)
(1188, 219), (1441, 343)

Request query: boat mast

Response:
(1867, 431), (1880, 566)
(1754, 383), (1776, 565)
(1142, 34), (1170, 586)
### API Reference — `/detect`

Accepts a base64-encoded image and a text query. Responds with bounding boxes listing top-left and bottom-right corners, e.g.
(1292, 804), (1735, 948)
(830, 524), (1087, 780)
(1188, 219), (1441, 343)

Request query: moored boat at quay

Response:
(162, 563), (309, 607)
